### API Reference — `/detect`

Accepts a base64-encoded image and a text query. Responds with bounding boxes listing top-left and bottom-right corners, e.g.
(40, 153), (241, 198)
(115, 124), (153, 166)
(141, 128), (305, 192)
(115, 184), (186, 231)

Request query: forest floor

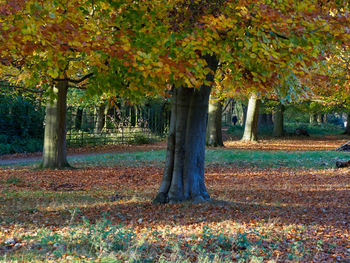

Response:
(0, 135), (350, 262)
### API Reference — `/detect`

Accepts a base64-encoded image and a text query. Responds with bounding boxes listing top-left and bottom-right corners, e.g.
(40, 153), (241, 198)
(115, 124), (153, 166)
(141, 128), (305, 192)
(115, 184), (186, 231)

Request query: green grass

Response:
(1, 149), (349, 169)
(0, 217), (313, 262)
(205, 149), (350, 168)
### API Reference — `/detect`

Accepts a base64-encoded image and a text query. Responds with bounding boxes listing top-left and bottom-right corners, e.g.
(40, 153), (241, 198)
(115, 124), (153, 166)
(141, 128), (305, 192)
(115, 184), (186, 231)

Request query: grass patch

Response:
(4, 176), (23, 185)
(0, 216), (336, 262)
(69, 150), (166, 167)
(206, 149), (350, 168)
(1, 148), (349, 169)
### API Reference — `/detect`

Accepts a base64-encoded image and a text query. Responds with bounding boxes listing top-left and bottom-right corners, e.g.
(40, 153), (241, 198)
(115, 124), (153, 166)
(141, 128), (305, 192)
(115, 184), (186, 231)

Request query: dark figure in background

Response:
(232, 115), (238, 125)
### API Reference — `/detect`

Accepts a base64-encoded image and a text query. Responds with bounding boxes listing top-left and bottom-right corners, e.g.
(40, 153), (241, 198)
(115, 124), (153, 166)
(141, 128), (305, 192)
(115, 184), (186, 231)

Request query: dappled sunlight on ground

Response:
(1, 135), (350, 261)
(1, 163), (350, 261)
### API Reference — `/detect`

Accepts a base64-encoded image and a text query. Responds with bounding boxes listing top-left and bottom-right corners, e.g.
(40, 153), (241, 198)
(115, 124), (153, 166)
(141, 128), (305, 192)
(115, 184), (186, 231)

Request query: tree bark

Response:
(241, 93), (260, 142)
(206, 98), (224, 147)
(94, 103), (105, 133)
(41, 80), (70, 169)
(345, 112), (350, 135)
(154, 55), (218, 204)
(273, 103), (284, 137)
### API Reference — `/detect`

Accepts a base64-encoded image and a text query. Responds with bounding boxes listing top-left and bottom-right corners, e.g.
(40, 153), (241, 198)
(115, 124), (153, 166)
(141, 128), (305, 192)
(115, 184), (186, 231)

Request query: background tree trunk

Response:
(206, 98), (223, 147)
(241, 93), (260, 142)
(41, 80), (69, 169)
(273, 103), (284, 137)
(309, 114), (317, 124)
(94, 103), (105, 133)
(258, 113), (271, 129)
(74, 107), (83, 130)
(323, 114), (328, 123)
(267, 113), (273, 126)
(154, 55), (218, 204)
(241, 104), (247, 126)
(226, 99), (233, 126)
(345, 112), (350, 135)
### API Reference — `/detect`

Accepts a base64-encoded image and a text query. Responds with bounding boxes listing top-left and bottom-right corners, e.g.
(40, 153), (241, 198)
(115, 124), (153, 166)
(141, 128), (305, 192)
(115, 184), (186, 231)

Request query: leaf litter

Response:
(0, 137), (349, 262)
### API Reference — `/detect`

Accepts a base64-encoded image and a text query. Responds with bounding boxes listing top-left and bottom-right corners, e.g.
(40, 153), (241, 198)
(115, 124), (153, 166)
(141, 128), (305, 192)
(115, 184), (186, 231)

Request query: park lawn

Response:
(1, 148), (350, 169)
(0, 143), (350, 262)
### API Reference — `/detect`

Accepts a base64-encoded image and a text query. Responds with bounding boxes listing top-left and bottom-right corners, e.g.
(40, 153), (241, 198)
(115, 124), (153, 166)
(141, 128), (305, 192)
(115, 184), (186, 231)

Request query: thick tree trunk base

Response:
(153, 86), (212, 204)
(154, 55), (218, 204)
(38, 161), (71, 170)
(153, 192), (209, 204)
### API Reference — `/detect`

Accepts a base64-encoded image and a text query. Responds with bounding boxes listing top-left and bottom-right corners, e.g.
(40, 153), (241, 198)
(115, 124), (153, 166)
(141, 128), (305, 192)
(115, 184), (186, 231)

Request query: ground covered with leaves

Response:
(0, 136), (350, 262)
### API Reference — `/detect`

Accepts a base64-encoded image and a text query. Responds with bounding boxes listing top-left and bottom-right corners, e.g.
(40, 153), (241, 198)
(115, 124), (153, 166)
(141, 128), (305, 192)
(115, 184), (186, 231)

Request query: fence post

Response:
(121, 126), (124, 144)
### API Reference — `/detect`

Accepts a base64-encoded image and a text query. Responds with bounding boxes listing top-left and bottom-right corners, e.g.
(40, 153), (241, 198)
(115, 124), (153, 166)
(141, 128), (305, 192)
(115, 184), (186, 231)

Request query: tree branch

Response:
(68, 85), (87, 90)
(67, 73), (93, 84)
(222, 98), (233, 112)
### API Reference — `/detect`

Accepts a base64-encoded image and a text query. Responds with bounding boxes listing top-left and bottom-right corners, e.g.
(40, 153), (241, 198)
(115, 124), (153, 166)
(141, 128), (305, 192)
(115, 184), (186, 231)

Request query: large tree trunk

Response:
(206, 98), (223, 147)
(94, 103), (105, 133)
(345, 112), (350, 135)
(241, 93), (260, 142)
(273, 103), (284, 137)
(41, 80), (70, 169)
(154, 55), (218, 204)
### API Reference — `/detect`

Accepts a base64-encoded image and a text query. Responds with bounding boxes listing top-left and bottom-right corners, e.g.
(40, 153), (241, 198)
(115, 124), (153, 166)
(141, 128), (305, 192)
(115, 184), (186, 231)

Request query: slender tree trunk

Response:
(226, 99), (233, 126)
(273, 103), (284, 137)
(103, 104), (109, 129)
(41, 80), (69, 169)
(241, 93), (260, 142)
(154, 55), (218, 204)
(345, 112), (350, 135)
(317, 113), (323, 124)
(206, 98), (224, 147)
(267, 112), (273, 126)
(242, 104), (247, 127)
(94, 103), (105, 133)
(323, 114), (327, 124)
(258, 113), (268, 129)
(309, 114), (317, 124)
(75, 107), (83, 130)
